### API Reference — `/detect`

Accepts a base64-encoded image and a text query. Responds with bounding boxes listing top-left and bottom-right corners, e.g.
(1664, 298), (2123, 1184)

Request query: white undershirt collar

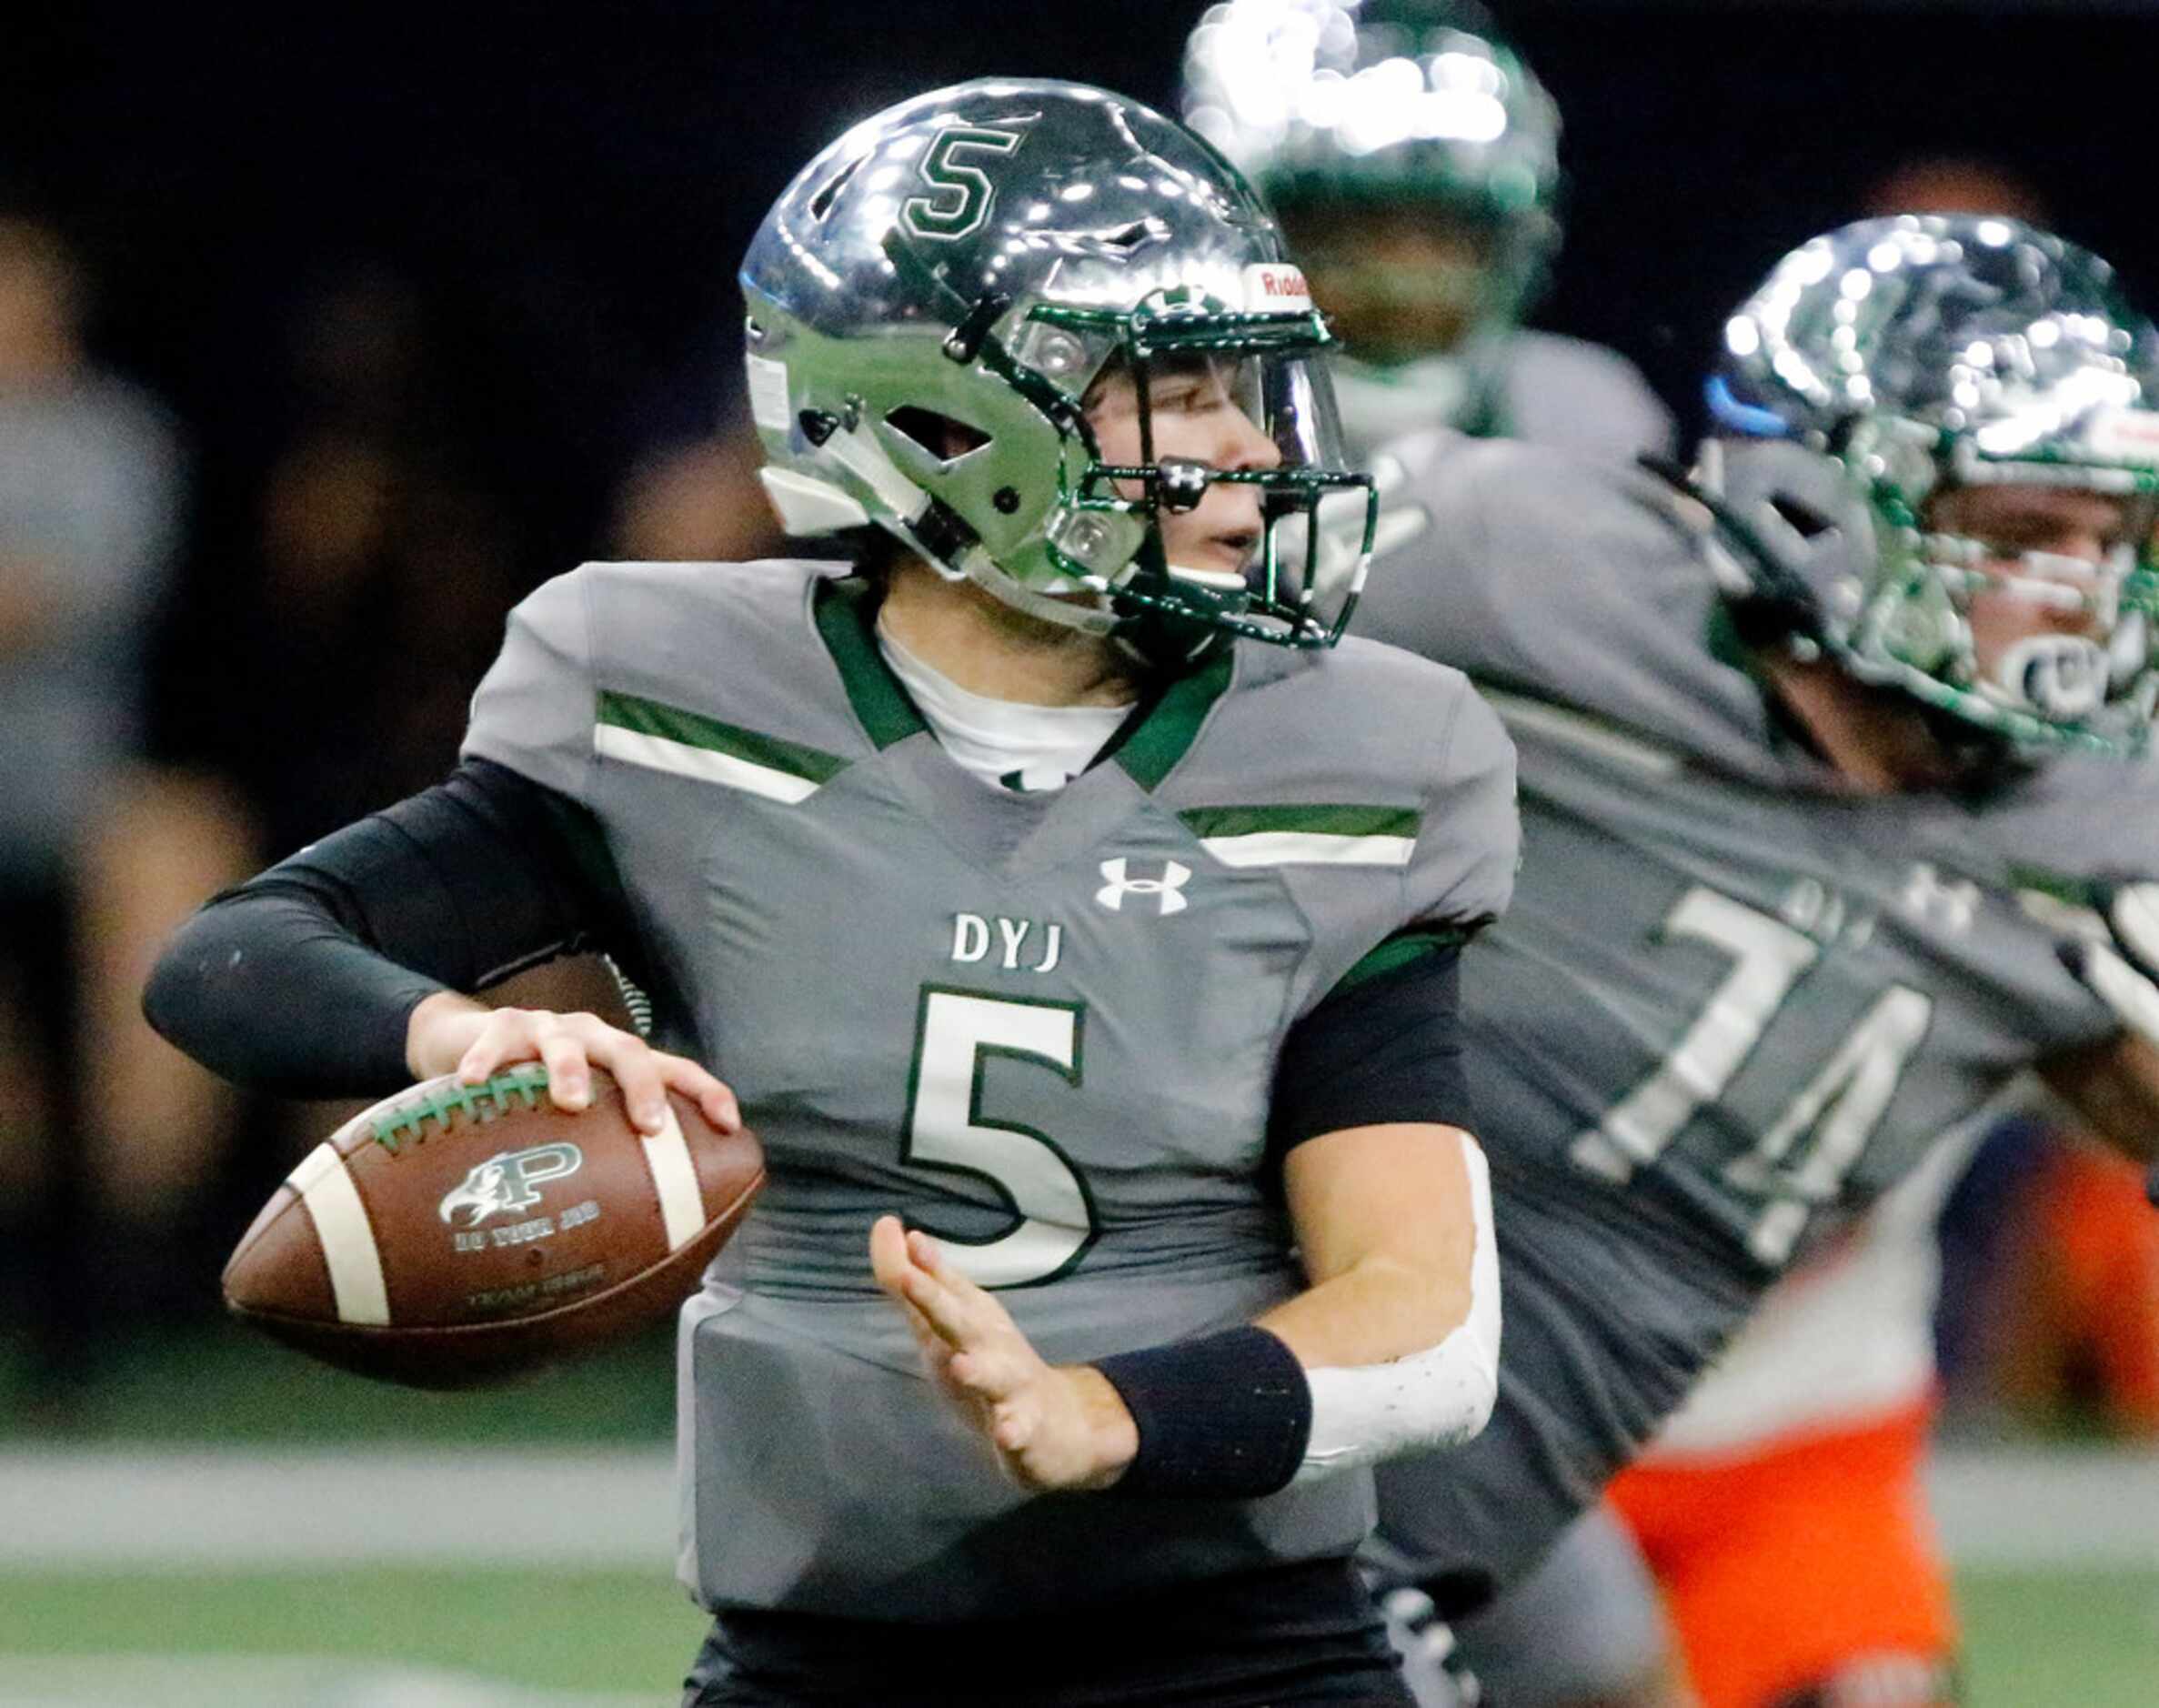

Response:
(876, 618), (1132, 792)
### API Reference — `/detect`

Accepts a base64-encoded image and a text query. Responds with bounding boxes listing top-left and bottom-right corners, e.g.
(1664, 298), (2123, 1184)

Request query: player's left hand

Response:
(869, 1216), (1138, 1492)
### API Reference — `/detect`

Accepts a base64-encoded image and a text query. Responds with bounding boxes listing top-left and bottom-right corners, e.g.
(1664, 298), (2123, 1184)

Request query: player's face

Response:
(1928, 483), (2133, 690)
(1084, 353), (1283, 578)
(1278, 208), (1490, 363)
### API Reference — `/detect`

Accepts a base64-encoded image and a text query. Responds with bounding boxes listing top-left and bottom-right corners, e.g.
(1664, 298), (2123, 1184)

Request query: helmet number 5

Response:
(902, 125), (1026, 243)
(900, 986), (1098, 1287)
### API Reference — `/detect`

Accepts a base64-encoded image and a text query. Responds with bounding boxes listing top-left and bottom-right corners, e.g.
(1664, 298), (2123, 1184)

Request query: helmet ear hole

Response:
(808, 154), (867, 222)
(884, 407), (991, 466)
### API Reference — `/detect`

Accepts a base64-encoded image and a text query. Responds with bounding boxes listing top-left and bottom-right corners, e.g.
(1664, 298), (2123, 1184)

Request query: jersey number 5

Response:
(1569, 887), (1933, 1264)
(901, 987), (1099, 1288)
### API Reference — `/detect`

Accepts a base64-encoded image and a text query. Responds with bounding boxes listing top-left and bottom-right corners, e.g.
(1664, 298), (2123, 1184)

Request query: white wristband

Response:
(1293, 1135), (1501, 1482)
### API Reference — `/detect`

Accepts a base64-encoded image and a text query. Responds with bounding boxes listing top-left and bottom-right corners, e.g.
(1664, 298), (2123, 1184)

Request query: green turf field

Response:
(2, 1318), (679, 1444)
(2, 1565), (2154, 1705)
(1958, 1570), (2159, 1707)
(6, 1327), (2154, 1703)
(0, 1568), (704, 1700)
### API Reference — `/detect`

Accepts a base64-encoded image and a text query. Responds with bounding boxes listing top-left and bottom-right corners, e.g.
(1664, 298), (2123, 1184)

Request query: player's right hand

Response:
(870, 1217), (1138, 1492)
(405, 991), (740, 1137)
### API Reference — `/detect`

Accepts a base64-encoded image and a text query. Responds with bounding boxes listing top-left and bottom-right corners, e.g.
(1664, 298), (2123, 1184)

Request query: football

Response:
(222, 1064), (763, 1388)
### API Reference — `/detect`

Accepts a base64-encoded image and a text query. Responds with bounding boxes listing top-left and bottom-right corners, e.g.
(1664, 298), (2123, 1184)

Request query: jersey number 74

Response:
(1569, 886), (1933, 1264)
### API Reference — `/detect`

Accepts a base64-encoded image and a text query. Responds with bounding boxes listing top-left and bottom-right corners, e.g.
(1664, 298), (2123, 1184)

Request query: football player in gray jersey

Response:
(1181, 0), (1674, 464)
(1342, 213), (2159, 1683)
(145, 81), (1523, 1707)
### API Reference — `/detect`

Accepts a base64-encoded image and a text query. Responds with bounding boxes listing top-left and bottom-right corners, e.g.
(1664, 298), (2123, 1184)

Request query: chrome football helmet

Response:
(1700, 215), (2159, 754)
(1181, 2), (1561, 445)
(739, 77), (1377, 660)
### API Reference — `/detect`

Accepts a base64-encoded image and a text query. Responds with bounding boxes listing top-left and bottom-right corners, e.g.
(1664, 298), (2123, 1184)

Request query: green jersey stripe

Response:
(2005, 865), (2108, 910)
(596, 690), (849, 784)
(1332, 925), (1472, 995)
(1177, 804), (1421, 840)
(1110, 646), (1234, 790)
(594, 725), (822, 803)
(811, 576), (930, 750)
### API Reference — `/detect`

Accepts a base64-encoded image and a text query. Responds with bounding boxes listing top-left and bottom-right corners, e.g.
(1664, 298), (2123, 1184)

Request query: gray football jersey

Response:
(1348, 434), (2158, 1592)
(461, 558), (1517, 1621)
(1335, 333), (1674, 470)
(1492, 331), (1675, 466)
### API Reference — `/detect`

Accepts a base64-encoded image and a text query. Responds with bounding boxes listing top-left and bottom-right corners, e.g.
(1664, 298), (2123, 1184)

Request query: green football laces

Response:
(367, 1064), (551, 1152)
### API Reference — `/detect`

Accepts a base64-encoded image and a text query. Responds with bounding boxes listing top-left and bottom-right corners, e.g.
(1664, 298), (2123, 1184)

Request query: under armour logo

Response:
(1096, 857), (1191, 916)
(1900, 862), (1979, 934)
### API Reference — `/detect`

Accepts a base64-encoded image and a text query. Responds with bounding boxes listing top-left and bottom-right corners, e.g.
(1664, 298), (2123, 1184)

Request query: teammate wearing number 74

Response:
(1344, 214), (2159, 1683)
(144, 80), (1522, 1707)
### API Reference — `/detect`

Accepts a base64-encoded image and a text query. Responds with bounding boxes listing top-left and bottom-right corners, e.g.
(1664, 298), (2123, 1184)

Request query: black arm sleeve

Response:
(142, 758), (634, 1099)
(1266, 944), (1472, 1162)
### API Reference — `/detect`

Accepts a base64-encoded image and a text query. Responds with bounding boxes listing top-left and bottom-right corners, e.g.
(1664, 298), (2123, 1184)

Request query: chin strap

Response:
(953, 544), (1119, 638)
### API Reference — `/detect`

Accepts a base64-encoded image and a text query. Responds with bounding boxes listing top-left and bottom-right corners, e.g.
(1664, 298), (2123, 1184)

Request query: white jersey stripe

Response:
(1199, 831), (1415, 869)
(288, 1143), (391, 1326)
(640, 1107), (707, 1252)
(594, 725), (818, 803)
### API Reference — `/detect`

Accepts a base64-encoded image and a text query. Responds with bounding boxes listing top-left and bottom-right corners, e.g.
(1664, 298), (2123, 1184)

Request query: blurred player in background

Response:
(1968, 1111), (2159, 1435)
(1847, 156), (2159, 1442)
(1446, 1102), (2003, 1708)
(0, 212), (187, 1402)
(1341, 214), (2159, 1708)
(1502, 164), (2155, 1708)
(148, 79), (1523, 1705)
(1182, 0), (1673, 463)
(1458, 161), (2159, 1708)
(1181, 17), (2137, 1700)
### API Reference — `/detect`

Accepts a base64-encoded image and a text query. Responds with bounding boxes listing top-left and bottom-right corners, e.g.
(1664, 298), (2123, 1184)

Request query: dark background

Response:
(7, 2), (2157, 663)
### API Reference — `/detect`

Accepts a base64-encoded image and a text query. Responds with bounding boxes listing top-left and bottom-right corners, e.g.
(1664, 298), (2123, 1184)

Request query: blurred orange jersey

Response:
(1604, 1130), (1980, 1707)
(1608, 1399), (1955, 1708)
(1993, 1138), (2159, 1434)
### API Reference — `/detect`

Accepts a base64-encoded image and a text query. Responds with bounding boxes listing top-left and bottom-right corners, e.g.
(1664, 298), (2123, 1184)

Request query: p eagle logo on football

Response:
(437, 1142), (584, 1229)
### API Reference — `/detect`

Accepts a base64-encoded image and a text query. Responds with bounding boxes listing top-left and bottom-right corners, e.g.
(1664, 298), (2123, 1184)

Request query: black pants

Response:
(681, 1557), (1415, 1707)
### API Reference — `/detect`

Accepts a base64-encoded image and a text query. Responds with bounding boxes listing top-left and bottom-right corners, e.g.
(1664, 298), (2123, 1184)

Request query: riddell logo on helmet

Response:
(1242, 265), (1311, 309)
(2082, 408), (2159, 462)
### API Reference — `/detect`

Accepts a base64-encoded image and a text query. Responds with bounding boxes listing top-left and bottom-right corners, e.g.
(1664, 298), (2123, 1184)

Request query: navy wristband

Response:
(1094, 1324), (1312, 1499)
